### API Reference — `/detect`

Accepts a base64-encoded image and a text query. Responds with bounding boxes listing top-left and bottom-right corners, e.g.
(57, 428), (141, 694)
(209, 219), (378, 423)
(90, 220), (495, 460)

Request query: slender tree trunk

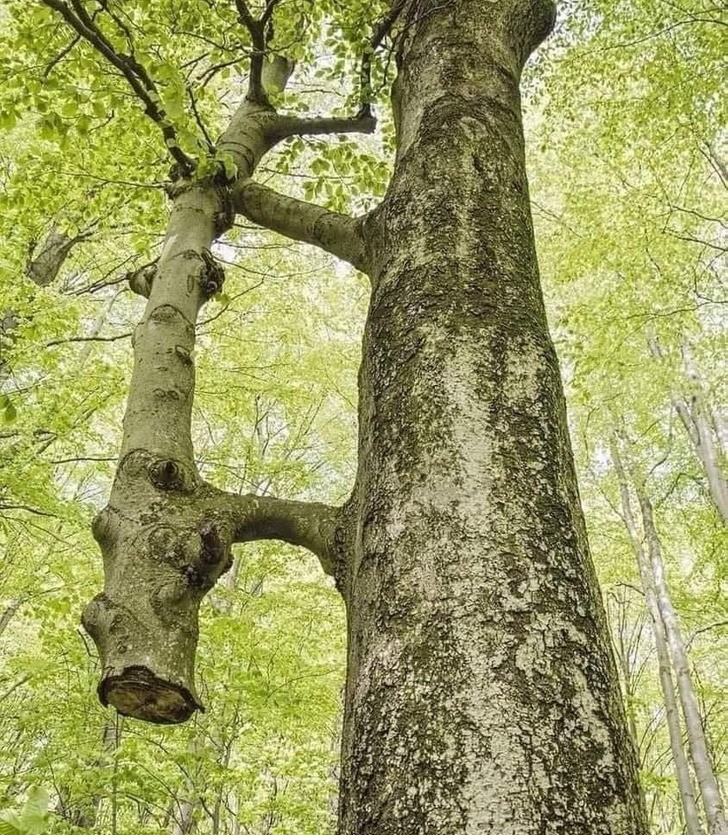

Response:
(334, 2), (646, 832)
(608, 588), (643, 758)
(611, 442), (704, 835)
(673, 391), (728, 524)
(649, 338), (727, 524)
(678, 343), (728, 524)
(636, 489), (727, 835)
(171, 798), (198, 835)
(0, 600), (19, 639)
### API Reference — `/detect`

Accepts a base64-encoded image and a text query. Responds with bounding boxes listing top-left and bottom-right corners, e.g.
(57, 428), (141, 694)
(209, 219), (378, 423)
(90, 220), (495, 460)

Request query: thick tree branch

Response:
(268, 111), (377, 142)
(234, 0), (259, 36)
(233, 180), (369, 272)
(221, 492), (342, 576)
(221, 104), (376, 272)
(25, 224), (94, 287)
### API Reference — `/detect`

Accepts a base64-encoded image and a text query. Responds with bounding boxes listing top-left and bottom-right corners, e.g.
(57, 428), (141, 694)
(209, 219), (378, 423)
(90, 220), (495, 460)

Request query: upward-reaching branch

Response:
(41, 0), (194, 173)
(359, 0), (408, 115)
(233, 0), (268, 104)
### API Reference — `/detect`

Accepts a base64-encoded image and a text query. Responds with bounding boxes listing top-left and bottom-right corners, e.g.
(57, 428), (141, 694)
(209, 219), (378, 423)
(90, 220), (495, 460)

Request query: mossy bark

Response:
(334, 1), (647, 831)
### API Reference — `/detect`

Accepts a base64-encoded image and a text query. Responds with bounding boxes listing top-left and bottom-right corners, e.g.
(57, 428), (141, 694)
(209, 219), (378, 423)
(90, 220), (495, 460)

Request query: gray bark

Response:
(333, 2), (645, 832)
(25, 226), (83, 287)
(611, 442), (704, 835)
(1, 225), (90, 375)
(649, 338), (728, 525)
(81, 69), (352, 722)
(72, 2), (649, 832)
(678, 343), (728, 525)
(0, 600), (20, 639)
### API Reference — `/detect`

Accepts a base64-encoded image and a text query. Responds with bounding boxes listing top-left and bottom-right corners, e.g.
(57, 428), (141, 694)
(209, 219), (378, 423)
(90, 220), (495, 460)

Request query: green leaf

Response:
(60, 99), (78, 118)
(18, 786), (48, 835)
(3, 400), (16, 424)
(0, 814), (22, 835)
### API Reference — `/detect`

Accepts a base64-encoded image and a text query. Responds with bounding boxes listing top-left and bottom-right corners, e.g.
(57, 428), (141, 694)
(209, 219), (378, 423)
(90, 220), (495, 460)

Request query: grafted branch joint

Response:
(233, 180), (370, 273)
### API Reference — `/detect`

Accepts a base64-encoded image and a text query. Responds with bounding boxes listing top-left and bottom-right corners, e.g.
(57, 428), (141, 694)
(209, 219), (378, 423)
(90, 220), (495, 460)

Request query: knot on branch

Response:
(148, 459), (190, 492)
(163, 520), (232, 596)
(200, 249), (225, 298)
(127, 260), (158, 298)
(164, 177), (194, 199)
(167, 159), (196, 183)
(200, 520), (227, 566)
(91, 506), (116, 548)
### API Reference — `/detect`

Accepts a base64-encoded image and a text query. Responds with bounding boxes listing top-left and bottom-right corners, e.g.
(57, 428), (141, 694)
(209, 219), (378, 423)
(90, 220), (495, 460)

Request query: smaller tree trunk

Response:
(649, 339), (728, 525)
(607, 588), (644, 759)
(678, 344), (728, 525)
(0, 600), (20, 639)
(171, 798), (198, 835)
(637, 489), (727, 835)
(611, 441), (704, 835)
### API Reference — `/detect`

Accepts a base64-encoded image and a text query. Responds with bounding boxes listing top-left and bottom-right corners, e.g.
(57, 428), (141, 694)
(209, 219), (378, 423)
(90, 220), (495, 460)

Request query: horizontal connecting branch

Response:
(268, 112), (377, 142)
(217, 490), (342, 576)
(233, 180), (369, 272)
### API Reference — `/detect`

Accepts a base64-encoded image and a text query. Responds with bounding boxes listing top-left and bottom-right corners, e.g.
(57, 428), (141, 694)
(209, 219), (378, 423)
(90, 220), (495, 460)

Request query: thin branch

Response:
(43, 34), (81, 77)
(40, 0), (194, 173)
(45, 332), (132, 347)
(0, 503), (59, 518)
(360, 0), (407, 114)
(187, 86), (215, 151)
(234, 0), (267, 103)
(260, 0), (285, 31)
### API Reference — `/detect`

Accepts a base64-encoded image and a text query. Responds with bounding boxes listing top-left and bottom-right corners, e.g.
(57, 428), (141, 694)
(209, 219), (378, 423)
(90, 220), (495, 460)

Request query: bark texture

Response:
(333, 1), (647, 832)
(82, 82), (347, 723)
(649, 339), (728, 525)
(637, 491), (727, 835)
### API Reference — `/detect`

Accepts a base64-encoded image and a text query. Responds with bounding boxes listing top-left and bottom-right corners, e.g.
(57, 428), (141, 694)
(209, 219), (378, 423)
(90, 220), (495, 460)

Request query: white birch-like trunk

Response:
(637, 490), (727, 835)
(611, 441), (704, 835)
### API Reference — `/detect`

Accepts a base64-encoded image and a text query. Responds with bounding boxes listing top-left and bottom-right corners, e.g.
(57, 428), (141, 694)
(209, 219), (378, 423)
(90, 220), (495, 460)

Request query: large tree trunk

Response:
(611, 442), (704, 835)
(335, 2), (646, 832)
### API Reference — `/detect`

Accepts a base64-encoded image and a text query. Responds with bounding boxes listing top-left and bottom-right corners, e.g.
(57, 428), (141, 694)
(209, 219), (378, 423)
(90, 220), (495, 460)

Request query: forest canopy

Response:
(0, 0), (725, 833)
